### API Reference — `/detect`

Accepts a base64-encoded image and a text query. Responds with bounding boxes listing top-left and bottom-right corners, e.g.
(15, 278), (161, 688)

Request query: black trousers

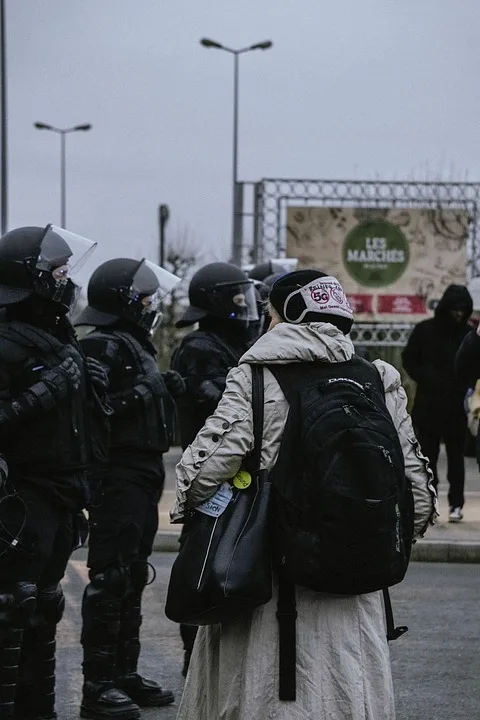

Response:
(415, 423), (466, 509)
(81, 479), (160, 684)
(0, 482), (74, 590)
(0, 483), (75, 719)
(86, 480), (159, 575)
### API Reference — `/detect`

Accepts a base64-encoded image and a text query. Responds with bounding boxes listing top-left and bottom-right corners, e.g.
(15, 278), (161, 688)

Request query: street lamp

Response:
(200, 37), (273, 265)
(34, 122), (92, 228)
(1, 0), (8, 235)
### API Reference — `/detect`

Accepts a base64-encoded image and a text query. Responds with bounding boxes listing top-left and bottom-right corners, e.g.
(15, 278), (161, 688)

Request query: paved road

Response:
(56, 552), (480, 720)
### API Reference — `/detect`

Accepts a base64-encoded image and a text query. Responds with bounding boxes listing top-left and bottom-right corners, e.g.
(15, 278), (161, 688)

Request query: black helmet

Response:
(0, 224), (96, 312)
(176, 262), (259, 328)
(75, 257), (180, 333)
(248, 258), (298, 282)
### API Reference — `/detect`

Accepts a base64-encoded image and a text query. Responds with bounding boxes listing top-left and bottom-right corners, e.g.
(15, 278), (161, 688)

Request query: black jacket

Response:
(455, 330), (480, 391)
(402, 284), (473, 429)
(80, 326), (172, 490)
(171, 325), (248, 449)
(0, 320), (90, 510)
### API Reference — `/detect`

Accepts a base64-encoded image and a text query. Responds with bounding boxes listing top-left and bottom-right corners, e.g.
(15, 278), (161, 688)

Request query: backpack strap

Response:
(244, 364), (264, 473)
(383, 588), (408, 641)
(277, 569), (297, 701)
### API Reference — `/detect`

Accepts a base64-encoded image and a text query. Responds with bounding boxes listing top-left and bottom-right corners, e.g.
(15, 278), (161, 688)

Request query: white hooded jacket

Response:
(172, 322), (437, 720)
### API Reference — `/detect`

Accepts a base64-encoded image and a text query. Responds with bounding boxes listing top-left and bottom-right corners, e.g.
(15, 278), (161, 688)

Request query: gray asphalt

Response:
(55, 552), (480, 720)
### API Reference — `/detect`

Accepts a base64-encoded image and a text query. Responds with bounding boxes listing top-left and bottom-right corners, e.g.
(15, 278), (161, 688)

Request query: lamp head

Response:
(74, 124), (92, 131)
(200, 38), (223, 49)
(34, 122), (52, 130)
(250, 40), (273, 50)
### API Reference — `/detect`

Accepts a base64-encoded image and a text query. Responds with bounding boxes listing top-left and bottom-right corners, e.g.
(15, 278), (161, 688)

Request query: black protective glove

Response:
(40, 357), (82, 397)
(85, 356), (109, 394)
(0, 358), (82, 430)
(162, 370), (186, 398)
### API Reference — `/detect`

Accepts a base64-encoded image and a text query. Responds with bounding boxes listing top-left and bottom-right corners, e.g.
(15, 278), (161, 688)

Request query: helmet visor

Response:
(213, 281), (259, 321)
(131, 259), (181, 311)
(36, 225), (97, 278)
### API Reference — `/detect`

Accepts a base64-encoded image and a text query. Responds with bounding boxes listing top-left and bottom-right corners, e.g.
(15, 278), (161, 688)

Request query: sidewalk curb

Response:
(411, 539), (480, 563)
(153, 531), (480, 563)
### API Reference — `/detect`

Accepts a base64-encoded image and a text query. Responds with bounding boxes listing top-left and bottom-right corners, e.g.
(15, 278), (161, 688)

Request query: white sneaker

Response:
(448, 507), (464, 523)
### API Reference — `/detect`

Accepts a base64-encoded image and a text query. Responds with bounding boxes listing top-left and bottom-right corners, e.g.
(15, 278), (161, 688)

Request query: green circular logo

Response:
(342, 219), (409, 287)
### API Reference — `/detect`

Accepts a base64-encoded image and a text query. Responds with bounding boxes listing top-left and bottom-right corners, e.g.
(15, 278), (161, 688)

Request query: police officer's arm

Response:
(80, 334), (167, 416)
(455, 329), (480, 391)
(179, 344), (230, 414)
(0, 356), (81, 430)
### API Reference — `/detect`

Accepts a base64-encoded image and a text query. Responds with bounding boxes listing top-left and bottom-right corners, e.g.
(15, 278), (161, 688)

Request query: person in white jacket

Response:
(171, 269), (437, 720)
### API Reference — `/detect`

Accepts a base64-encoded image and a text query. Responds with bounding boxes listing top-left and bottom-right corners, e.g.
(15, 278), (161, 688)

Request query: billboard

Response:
(286, 207), (470, 322)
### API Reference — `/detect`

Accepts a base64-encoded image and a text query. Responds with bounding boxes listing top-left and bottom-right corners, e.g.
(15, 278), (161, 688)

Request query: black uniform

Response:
(74, 256), (182, 719)
(402, 284), (473, 510)
(79, 325), (177, 713)
(172, 319), (248, 449)
(0, 224), (101, 720)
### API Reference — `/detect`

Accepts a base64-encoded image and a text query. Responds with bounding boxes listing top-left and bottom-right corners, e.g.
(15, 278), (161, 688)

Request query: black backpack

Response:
(267, 356), (414, 700)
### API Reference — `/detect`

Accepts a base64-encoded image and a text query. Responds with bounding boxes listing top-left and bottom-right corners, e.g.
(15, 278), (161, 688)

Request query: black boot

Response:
(0, 628), (22, 720)
(116, 596), (174, 708)
(81, 585), (140, 720)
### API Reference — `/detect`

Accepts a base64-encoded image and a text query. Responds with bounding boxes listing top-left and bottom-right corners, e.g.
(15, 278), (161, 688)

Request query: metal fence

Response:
(235, 178), (480, 346)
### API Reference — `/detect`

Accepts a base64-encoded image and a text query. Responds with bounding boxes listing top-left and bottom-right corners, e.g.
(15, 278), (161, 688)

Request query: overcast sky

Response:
(5, 0), (480, 281)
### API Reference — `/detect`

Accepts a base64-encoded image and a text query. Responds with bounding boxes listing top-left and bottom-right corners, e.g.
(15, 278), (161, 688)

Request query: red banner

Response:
(347, 294), (374, 314)
(377, 295), (427, 314)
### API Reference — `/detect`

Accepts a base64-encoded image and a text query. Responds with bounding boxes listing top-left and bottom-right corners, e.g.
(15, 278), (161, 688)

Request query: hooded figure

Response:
(402, 283), (473, 521)
(171, 269), (436, 720)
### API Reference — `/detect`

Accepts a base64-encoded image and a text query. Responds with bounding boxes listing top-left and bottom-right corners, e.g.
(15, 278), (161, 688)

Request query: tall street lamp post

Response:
(1, 0), (8, 235)
(200, 37), (272, 265)
(34, 122), (92, 228)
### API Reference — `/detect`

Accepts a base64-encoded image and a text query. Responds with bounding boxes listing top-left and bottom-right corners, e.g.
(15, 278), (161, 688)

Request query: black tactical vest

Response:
(87, 330), (170, 453)
(0, 321), (89, 473)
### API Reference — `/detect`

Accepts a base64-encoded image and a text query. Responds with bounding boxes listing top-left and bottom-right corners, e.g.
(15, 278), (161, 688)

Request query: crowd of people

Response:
(0, 222), (476, 719)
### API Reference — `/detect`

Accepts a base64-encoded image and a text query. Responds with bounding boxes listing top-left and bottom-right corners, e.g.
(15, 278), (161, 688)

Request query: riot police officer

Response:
(171, 262), (258, 674)
(75, 258), (184, 720)
(0, 224), (102, 720)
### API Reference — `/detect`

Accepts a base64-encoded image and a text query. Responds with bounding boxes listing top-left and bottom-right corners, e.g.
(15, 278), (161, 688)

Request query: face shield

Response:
(27, 225), (97, 310)
(212, 281), (259, 322)
(120, 259), (181, 332)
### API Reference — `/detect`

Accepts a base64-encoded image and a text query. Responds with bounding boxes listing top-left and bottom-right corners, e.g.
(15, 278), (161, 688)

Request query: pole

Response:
(158, 204), (170, 267)
(231, 52), (240, 265)
(60, 131), (66, 228)
(0, 0), (7, 235)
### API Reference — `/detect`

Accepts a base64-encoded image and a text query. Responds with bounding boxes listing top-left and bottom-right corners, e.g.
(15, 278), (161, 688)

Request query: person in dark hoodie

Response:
(402, 284), (473, 522)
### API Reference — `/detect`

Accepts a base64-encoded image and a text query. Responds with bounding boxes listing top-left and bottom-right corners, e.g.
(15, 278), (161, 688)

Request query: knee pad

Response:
(129, 561), (149, 594)
(34, 584), (65, 627)
(0, 581), (37, 633)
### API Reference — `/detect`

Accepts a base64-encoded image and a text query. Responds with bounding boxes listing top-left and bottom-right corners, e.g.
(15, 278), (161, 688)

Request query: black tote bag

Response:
(165, 364), (272, 626)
